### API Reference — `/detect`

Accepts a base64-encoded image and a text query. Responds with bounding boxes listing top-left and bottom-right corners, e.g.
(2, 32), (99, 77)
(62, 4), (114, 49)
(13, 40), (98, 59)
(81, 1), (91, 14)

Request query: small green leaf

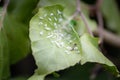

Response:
(80, 33), (120, 77)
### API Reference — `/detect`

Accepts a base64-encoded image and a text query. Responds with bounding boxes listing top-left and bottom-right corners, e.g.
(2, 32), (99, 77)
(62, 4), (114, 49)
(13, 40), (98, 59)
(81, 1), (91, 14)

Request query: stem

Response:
(0, 0), (9, 30)
(97, 10), (104, 44)
(96, 0), (104, 44)
(76, 0), (93, 36)
(94, 29), (120, 47)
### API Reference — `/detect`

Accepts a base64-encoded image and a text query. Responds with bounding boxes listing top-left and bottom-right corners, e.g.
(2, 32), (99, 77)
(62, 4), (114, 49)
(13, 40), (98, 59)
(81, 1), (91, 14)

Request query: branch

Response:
(94, 29), (120, 47)
(96, 0), (104, 44)
(76, 0), (93, 36)
(0, 0), (9, 30)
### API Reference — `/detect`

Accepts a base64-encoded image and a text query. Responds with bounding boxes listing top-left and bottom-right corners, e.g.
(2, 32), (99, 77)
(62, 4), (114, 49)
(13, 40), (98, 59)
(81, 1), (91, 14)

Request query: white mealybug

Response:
(54, 23), (57, 26)
(44, 26), (51, 31)
(39, 17), (43, 19)
(39, 31), (43, 35)
(54, 17), (57, 21)
(65, 50), (70, 54)
(50, 13), (54, 16)
(48, 18), (52, 21)
(39, 22), (43, 25)
(57, 10), (62, 14)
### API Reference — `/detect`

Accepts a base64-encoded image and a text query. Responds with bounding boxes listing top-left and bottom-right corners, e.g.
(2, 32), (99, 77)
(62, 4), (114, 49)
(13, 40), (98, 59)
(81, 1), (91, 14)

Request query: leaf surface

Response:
(80, 33), (120, 77)
(29, 5), (81, 79)
(29, 5), (120, 80)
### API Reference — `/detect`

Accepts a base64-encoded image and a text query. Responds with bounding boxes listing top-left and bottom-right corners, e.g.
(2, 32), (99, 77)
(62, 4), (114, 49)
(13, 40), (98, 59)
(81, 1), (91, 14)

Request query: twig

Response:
(97, 10), (104, 44)
(96, 0), (104, 44)
(63, 0), (93, 37)
(76, 0), (93, 36)
(94, 28), (120, 47)
(0, 0), (9, 30)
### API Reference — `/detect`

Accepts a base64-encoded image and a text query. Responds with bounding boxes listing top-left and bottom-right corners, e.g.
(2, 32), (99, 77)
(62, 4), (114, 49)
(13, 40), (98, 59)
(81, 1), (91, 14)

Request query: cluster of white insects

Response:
(38, 9), (80, 54)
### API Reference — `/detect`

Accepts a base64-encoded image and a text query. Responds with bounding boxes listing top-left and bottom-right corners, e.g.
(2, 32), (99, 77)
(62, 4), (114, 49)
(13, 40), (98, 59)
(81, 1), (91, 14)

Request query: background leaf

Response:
(0, 6), (10, 80)
(4, 0), (39, 64)
(101, 0), (120, 34)
(0, 28), (10, 79)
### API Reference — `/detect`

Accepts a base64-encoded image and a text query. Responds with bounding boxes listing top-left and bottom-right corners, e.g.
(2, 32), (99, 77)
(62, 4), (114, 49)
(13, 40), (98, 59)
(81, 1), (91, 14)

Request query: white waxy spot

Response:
(39, 22), (43, 25)
(50, 13), (54, 16)
(59, 18), (63, 22)
(48, 18), (52, 21)
(66, 46), (72, 50)
(57, 10), (62, 14)
(54, 41), (61, 48)
(47, 34), (53, 38)
(65, 50), (70, 54)
(54, 17), (57, 21)
(45, 26), (51, 31)
(39, 31), (43, 35)
(68, 40), (73, 43)
(45, 24), (47, 27)
(54, 23), (57, 26)
(59, 42), (64, 47)
(74, 46), (78, 50)
(59, 33), (64, 37)
(39, 17), (43, 19)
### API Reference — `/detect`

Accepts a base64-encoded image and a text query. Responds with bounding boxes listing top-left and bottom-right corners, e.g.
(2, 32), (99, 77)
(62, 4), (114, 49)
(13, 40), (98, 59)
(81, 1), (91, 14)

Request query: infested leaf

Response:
(29, 5), (119, 80)
(29, 5), (81, 80)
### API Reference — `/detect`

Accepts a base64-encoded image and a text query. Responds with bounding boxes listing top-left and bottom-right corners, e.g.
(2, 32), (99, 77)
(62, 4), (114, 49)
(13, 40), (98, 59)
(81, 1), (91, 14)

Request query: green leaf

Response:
(28, 74), (46, 80)
(38, 0), (97, 35)
(0, 28), (10, 80)
(8, 0), (39, 23)
(80, 33), (120, 77)
(101, 0), (120, 34)
(4, 0), (39, 64)
(29, 5), (81, 79)
(0, 7), (10, 80)
(37, 0), (90, 17)
(29, 4), (119, 80)
(4, 15), (30, 64)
